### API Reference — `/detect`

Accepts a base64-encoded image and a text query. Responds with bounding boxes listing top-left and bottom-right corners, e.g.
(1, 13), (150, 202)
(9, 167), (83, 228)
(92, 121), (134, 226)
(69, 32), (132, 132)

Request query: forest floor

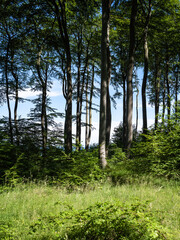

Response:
(0, 179), (179, 239)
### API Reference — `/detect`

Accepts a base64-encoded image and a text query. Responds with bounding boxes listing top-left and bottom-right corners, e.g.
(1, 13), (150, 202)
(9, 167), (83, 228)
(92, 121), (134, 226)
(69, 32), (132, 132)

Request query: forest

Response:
(0, 0), (180, 239)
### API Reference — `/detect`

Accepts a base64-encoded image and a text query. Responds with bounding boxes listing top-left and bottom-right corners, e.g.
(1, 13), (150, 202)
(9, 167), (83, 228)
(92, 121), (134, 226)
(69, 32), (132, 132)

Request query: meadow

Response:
(0, 179), (179, 239)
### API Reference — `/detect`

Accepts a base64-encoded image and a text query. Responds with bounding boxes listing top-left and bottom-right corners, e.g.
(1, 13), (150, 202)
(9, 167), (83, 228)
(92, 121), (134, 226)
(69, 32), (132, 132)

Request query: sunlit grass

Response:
(0, 180), (179, 239)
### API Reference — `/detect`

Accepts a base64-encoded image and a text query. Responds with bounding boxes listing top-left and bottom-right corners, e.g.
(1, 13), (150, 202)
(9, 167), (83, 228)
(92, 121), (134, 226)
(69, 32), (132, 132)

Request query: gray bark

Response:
(5, 41), (13, 144)
(99, 0), (110, 168)
(126, 0), (137, 152)
(141, 0), (151, 134)
(155, 54), (161, 129)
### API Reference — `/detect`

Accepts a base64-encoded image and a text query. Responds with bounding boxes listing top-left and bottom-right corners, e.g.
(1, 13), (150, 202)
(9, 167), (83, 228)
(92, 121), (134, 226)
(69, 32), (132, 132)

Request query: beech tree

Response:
(46, 0), (73, 153)
(99, 0), (111, 168)
(126, 0), (137, 152)
(141, 0), (152, 134)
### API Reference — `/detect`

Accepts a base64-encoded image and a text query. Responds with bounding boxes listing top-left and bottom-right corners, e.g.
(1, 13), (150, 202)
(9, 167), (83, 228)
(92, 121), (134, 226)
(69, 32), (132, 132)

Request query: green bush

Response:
(130, 124), (180, 179)
(49, 149), (105, 187)
(29, 201), (169, 240)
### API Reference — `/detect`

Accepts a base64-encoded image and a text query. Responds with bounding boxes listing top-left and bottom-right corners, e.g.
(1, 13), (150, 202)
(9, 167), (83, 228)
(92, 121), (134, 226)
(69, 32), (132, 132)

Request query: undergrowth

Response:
(0, 180), (179, 240)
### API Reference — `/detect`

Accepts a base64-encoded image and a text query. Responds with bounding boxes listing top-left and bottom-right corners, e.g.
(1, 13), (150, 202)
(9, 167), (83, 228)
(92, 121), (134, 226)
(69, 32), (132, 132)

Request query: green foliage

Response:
(130, 123), (180, 180)
(106, 144), (132, 184)
(0, 135), (17, 184)
(28, 201), (169, 240)
(48, 148), (105, 187)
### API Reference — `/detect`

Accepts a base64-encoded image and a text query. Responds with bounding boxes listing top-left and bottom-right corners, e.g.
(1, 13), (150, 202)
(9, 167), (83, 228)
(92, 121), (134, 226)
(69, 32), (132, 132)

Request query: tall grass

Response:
(0, 180), (179, 239)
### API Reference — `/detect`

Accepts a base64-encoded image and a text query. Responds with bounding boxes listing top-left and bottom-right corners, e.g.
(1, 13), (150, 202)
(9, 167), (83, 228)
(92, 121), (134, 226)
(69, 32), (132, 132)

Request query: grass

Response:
(0, 179), (179, 239)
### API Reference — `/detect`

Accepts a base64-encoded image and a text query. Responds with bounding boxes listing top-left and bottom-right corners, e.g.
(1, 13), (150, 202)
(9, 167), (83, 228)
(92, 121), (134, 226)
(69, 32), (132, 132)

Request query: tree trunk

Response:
(79, 45), (89, 148)
(162, 76), (166, 122)
(11, 53), (19, 146)
(49, 0), (72, 153)
(106, 18), (111, 155)
(135, 72), (139, 133)
(166, 54), (170, 122)
(141, 0), (151, 134)
(175, 66), (179, 121)
(86, 63), (95, 150)
(142, 32), (148, 134)
(64, 50), (72, 154)
(126, 0), (137, 153)
(99, 0), (110, 168)
(36, 49), (48, 158)
(155, 54), (161, 129)
(76, 33), (82, 150)
(122, 70), (127, 150)
(5, 42), (13, 144)
(85, 66), (89, 150)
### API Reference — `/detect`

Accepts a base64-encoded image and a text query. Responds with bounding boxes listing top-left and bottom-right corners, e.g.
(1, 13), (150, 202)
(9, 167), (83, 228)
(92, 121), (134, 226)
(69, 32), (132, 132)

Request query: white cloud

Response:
(18, 88), (62, 99)
(19, 89), (41, 98)
(48, 91), (61, 97)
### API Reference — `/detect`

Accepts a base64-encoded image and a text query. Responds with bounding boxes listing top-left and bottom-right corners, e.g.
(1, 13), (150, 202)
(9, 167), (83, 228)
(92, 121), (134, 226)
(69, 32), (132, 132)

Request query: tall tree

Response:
(99, 0), (111, 168)
(106, 15), (112, 154)
(126, 0), (137, 152)
(141, 0), (151, 134)
(47, 0), (72, 153)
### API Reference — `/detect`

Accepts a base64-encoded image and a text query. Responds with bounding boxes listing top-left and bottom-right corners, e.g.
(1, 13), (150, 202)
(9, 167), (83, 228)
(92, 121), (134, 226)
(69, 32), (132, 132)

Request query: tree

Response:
(46, 0), (72, 153)
(141, 0), (152, 134)
(126, 0), (137, 153)
(99, 0), (111, 168)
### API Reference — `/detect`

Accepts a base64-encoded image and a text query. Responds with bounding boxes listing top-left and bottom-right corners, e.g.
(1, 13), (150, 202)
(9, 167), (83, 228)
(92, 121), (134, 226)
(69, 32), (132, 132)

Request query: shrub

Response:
(29, 201), (169, 240)
(130, 123), (180, 179)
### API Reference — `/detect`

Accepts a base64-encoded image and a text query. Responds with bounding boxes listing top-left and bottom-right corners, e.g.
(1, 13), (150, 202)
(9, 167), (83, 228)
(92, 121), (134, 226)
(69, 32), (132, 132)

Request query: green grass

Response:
(0, 180), (179, 239)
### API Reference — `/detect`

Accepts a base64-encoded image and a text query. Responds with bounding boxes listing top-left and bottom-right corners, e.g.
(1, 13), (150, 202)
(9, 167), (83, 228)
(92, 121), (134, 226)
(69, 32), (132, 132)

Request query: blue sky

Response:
(0, 68), (156, 145)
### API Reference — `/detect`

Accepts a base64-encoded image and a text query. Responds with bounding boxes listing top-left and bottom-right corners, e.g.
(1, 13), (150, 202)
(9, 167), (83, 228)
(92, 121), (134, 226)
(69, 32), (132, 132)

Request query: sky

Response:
(0, 68), (156, 146)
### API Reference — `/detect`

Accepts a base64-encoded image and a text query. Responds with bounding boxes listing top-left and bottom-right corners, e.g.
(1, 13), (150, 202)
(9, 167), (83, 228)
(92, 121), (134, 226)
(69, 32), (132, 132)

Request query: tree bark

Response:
(162, 76), (166, 123)
(10, 52), (19, 145)
(175, 65), (179, 121)
(122, 70), (127, 150)
(85, 66), (89, 150)
(36, 49), (48, 158)
(166, 53), (170, 122)
(86, 63), (95, 150)
(78, 44), (89, 147)
(99, 0), (110, 168)
(5, 41), (13, 144)
(126, 0), (137, 153)
(155, 54), (161, 129)
(48, 0), (72, 153)
(141, 0), (151, 134)
(106, 17), (111, 155)
(76, 32), (82, 150)
(135, 73), (139, 133)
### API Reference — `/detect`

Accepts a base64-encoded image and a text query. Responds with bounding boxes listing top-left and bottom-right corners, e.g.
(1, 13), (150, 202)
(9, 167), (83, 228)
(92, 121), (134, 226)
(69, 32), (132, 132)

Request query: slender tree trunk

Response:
(49, 0), (72, 153)
(106, 19), (111, 154)
(126, 0), (137, 153)
(166, 54), (170, 122)
(162, 76), (166, 122)
(64, 50), (72, 153)
(85, 66), (89, 150)
(142, 32), (148, 134)
(79, 45), (89, 147)
(141, 1), (151, 134)
(86, 63), (95, 150)
(5, 42), (13, 144)
(10, 53), (19, 146)
(135, 73), (139, 133)
(175, 66), (178, 121)
(14, 74), (19, 146)
(155, 54), (161, 129)
(76, 34), (82, 150)
(36, 49), (47, 158)
(99, 0), (110, 168)
(122, 70), (126, 150)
